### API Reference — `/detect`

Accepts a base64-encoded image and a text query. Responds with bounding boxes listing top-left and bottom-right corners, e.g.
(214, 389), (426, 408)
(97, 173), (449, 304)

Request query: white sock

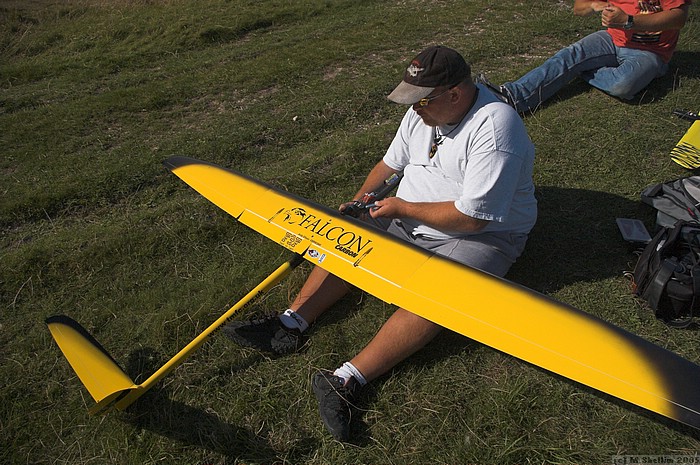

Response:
(333, 361), (367, 386)
(278, 309), (309, 332)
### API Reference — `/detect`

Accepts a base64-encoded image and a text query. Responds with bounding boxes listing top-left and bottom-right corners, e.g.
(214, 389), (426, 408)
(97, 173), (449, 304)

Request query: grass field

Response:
(2, 0), (700, 463)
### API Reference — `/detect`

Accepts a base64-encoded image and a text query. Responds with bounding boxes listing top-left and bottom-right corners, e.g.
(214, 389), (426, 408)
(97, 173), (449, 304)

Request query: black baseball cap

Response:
(388, 45), (471, 104)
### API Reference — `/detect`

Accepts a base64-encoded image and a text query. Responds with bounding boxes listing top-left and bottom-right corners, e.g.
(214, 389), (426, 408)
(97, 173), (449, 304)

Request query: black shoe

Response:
(222, 315), (304, 355)
(475, 72), (514, 107)
(312, 370), (360, 442)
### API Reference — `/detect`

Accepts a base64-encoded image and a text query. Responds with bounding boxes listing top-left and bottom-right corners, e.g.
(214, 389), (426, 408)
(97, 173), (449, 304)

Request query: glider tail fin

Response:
(46, 315), (137, 415)
(47, 254), (305, 414)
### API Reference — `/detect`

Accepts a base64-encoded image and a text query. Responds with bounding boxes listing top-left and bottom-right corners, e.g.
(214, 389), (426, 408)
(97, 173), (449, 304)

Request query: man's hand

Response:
(368, 197), (405, 219)
(339, 200), (369, 218)
(338, 201), (354, 214)
(591, 1), (609, 12)
(573, 0), (609, 16)
(601, 4), (629, 28)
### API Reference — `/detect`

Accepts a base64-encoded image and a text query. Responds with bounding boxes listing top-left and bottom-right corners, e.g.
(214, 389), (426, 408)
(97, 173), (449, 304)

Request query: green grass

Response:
(2, 0), (700, 463)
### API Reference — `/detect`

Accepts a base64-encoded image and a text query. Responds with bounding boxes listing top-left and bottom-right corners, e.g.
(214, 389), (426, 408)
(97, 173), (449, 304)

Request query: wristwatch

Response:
(623, 15), (634, 30)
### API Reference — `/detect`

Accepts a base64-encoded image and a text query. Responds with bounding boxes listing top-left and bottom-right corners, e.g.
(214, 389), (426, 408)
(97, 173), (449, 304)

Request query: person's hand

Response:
(339, 201), (354, 213)
(601, 4), (629, 28)
(339, 201), (363, 218)
(591, 1), (609, 12)
(369, 197), (407, 219)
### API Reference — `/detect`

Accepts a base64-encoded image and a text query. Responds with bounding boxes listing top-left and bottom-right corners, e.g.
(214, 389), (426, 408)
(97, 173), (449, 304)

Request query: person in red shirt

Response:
(477, 0), (691, 113)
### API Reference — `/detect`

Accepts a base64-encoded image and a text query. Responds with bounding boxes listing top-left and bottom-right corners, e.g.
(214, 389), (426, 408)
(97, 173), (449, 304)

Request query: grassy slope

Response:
(1, 0), (699, 463)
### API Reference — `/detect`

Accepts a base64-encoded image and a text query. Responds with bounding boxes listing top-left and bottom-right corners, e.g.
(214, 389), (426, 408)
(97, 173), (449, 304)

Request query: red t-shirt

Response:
(607, 0), (690, 62)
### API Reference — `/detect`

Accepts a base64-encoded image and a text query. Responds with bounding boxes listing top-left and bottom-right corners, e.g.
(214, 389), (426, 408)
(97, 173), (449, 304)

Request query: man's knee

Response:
(605, 73), (659, 99)
(604, 51), (667, 99)
(605, 81), (639, 100)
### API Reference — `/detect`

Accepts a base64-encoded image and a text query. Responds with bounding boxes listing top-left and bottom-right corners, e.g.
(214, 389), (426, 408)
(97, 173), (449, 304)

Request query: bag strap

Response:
(665, 247), (699, 329)
(642, 258), (677, 310)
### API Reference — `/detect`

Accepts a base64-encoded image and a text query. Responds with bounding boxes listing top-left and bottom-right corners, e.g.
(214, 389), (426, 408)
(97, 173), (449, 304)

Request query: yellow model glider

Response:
(164, 156), (700, 430)
(46, 156), (700, 431)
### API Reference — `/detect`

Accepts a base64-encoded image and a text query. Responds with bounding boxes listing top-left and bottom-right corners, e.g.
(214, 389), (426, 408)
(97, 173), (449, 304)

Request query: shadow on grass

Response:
(635, 51), (700, 107)
(346, 330), (482, 446)
(119, 348), (318, 463)
(521, 356), (700, 441)
(509, 185), (651, 293)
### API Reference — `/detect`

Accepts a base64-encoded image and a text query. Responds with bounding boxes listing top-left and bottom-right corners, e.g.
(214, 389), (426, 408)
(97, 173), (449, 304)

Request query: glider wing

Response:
(165, 156), (700, 430)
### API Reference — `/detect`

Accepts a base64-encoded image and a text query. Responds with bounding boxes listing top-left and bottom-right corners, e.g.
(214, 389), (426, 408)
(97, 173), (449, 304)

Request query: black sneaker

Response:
(222, 315), (304, 355)
(312, 370), (360, 442)
(475, 72), (514, 107)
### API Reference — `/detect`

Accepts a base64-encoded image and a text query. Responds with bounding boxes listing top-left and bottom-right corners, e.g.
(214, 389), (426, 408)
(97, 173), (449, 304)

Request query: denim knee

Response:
(605, 81), (638, 100)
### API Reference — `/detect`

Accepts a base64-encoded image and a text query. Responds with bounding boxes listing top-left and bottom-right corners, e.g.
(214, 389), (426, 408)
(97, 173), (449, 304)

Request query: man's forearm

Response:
(352, 161), (398, 202)
(390, 200), (489, 233)
(625, 6), (689, 31)
(406, 201), (488, 232)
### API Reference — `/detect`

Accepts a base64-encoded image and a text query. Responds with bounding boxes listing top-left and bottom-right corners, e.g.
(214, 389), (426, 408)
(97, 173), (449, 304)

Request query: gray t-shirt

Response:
(382, 85), (537, 239)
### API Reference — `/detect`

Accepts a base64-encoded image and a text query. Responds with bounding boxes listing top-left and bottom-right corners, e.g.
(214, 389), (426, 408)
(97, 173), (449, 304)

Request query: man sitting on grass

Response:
(477, 0), (691, 113)
(223, 45), (537, 442)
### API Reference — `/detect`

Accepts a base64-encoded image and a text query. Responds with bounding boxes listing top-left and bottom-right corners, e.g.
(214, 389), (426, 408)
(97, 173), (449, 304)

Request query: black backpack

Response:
(633, 220), (700, 328)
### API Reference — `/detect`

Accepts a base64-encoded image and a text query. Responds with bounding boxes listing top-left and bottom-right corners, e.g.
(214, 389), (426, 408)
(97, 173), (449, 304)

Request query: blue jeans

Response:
(502, 30), (668, 113)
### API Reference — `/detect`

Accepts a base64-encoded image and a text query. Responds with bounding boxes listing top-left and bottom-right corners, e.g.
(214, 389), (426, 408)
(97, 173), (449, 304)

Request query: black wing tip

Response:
(45, 314), (121, 365)
(45, 314), (77, 326)
(45, 315), (99, 344)
(163, 156), (226, 173)
(163, 155), (197, 171)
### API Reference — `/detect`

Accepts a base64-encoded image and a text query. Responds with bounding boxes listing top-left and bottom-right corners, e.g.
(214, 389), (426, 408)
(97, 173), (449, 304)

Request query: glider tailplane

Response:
(45, 315), (137, 415)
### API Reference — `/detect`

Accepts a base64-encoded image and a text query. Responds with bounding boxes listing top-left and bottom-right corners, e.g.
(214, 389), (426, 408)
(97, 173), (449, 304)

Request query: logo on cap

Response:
(407, 61), (425, 77)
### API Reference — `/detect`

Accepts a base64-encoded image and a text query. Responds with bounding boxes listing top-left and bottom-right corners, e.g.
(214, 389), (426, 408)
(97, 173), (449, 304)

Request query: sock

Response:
(278, 309), (309, 332)
(333, 361), (368, 386)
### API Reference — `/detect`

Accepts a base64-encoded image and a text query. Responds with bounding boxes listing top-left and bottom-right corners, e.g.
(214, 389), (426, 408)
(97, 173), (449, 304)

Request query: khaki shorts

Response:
(371, 218), (528, 278)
